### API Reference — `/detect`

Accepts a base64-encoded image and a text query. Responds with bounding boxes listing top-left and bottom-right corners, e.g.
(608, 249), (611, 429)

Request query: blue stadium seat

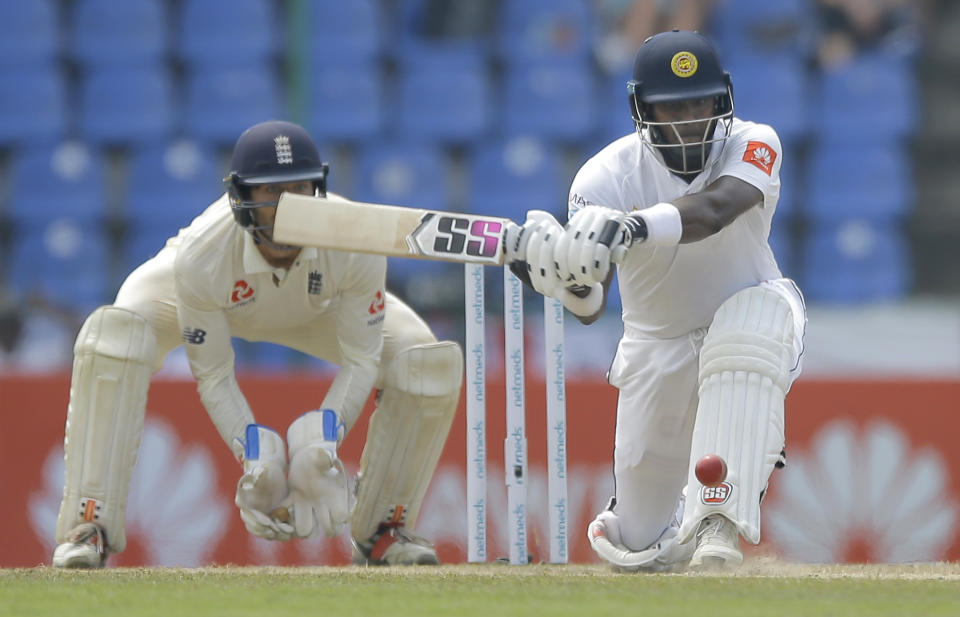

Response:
(813, 50), (918, 143)
(177, 0), (277, 68)
(0, 68), (67, 146)
(8, 224), (112, 311)
(498, 0), (595, 64)
(726, 54), (809, 145)
(502, 61), (597, 141)
(0, 0), (59, 67)
(802, 220), (909, 303)
(310, 64), (383, 143)
(9, 143), (106, 225)
(354, 142), (452, 289)
(709, 0), (813, 58)
(124, 140), (223, 267)
(184, 65), (285, 145)
(395, 0), (492, 69)
(309, 0), (383, 63)
(71, 0), (166, 66)
(806, 143), (911, 221)
(354, 142), (449, 212)
(79, 65), (174, 145)
(466, 137), (564, 220)
(397, 64), (491, 143)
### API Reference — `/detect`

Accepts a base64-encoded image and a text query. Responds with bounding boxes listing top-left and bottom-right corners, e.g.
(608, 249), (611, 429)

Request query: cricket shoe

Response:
(352, 524), (439, 566)
(52, 522), (107, 569)
(689, 514), (743, 570)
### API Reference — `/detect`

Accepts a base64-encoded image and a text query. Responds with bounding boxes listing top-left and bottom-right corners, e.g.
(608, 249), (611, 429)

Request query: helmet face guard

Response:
(627, 30), (735, 175)
(628, 83), (734, 175)
(224, 120), (329, 250)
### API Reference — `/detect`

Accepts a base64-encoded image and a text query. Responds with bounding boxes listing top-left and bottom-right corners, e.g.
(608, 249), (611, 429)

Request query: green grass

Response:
(1, 563), (958, 617)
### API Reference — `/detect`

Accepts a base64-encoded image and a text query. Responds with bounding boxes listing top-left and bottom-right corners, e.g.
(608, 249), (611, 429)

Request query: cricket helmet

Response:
(627, 30), (734, 175)
(224, 120), (328, 231)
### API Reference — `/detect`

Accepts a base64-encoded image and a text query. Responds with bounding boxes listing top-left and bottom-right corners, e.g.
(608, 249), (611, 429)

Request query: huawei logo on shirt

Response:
(367, 290), (386, 326)
(742, 140), (776, 176)
(230, 280), (256, 306)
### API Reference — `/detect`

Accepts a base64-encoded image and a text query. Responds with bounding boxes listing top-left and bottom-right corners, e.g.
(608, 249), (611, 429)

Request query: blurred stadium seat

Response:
(466, 137), (563, 219)
(308, 0), (383, 63)
(7, 143), (110, 310)
(394, 0), (493, 69)
(78, 65), (175, 145)
(310, 64), (383, 143)
(354, 141), (449, 211)
(498, 0), (595, 64)
(124, 140), (223, 268)
(502, 61), (597, 141)
(397, 64), (491, 143)
(8, 224), (112, 311)
(70, 0), (167, 67)
(802, 220), (910, 303)
(177, 0), (277, 68)
(184, 65), (285, 145)
(8, 142), (106, 224)
(806, 143), (912, 221)
(0, 0), (59, 67)
(813, 50), (918, 143)
(726, 55), (809, 145)
(0, 68), (67, 146)
(709, 0), (813, 58)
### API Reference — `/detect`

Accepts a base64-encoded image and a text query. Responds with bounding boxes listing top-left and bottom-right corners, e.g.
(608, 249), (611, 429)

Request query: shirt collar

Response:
(242, 231), (318, 278)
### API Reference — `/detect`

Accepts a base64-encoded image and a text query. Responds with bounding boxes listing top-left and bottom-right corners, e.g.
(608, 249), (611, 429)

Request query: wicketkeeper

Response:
(52, 120), (462, 568)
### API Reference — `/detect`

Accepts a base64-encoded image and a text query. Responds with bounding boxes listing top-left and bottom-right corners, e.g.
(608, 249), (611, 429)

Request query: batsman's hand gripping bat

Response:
(273, 192), (629, 265)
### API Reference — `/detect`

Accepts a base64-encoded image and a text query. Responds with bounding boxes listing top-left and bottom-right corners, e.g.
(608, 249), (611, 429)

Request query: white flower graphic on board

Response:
(29, 418), (230, 566)
(765, 419), (958, 563)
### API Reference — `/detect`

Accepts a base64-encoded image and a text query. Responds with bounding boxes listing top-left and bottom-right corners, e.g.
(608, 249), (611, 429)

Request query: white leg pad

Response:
(678, 284), (801, 546)
(350, 341), (463, 542)
(55, 306), (157, 553)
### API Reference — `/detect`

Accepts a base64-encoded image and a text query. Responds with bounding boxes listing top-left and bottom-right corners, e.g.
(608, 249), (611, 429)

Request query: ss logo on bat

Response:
(411, 214), (503, 263)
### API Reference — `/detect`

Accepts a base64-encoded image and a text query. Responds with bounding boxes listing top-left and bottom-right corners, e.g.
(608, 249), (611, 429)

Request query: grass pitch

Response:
(2, 561), (959, 617)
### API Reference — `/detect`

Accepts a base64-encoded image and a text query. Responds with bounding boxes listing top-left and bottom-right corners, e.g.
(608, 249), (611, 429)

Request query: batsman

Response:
(505, 30), (807, 570)
(52, 120), (462, 568)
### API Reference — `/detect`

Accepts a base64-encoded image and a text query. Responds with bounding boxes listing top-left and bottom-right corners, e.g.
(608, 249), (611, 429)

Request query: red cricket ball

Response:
(695, 453), (728, 487)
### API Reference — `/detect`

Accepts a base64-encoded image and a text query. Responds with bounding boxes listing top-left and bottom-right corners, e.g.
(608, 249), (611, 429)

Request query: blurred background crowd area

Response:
(0, 0), (953, 374)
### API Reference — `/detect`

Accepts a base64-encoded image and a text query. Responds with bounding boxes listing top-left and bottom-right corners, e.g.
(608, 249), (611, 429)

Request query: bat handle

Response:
(611, 243), (628, 264)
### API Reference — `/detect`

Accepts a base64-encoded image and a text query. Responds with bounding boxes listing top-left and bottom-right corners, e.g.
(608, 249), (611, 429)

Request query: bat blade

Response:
(274, 193), (511, 265)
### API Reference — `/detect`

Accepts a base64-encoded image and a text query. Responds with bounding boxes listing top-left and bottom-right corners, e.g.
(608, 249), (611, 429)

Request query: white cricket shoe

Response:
(52, 522), (107, 569)
(352, 525), (439, 566)
(689, 514), (743, 570)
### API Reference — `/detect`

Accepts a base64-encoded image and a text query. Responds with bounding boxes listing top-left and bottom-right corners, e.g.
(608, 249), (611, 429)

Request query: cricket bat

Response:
(273, 193), (512, 265)
(273, 192), (629, 265)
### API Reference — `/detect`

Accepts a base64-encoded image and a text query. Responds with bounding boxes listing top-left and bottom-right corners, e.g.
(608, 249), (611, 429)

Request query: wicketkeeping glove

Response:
(285, 409), (351, 538)
(233, 424), (296, 541)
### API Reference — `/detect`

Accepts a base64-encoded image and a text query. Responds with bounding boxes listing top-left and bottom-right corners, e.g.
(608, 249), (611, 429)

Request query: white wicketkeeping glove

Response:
(285, 409), (351, 538)
(555, 206), (626, 286)
(502, 210), (566, 299)
(233, 424), (296, 541)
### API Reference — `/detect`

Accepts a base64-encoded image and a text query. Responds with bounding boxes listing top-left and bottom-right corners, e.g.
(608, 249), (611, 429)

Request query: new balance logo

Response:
(181, 328), (207, 344)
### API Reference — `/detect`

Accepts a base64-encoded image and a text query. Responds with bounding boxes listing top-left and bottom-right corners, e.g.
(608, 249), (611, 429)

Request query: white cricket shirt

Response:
(569, 119), (784, 338)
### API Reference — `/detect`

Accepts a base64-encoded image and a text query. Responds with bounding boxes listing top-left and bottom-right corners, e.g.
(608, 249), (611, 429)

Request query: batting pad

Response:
(350, 342), (463, 542)
(56, 306), (157, 553)
(678, 284), (798, 546)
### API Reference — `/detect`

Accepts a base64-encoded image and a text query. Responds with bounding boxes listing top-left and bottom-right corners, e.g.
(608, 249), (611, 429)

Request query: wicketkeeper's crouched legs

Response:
(350, 341), (463, 565)
(53, 306), (158, 568)
(678, 280), (805, 568)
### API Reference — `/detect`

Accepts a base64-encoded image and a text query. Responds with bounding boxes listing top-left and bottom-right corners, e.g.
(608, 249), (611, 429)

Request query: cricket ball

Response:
(269, 506), (290, 523)
(695, 454), (727, 487)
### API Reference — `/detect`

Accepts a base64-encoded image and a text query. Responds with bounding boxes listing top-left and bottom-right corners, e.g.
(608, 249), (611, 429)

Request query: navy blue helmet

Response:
(224, 120), (328, 231)
(627, 30), (734, 175)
